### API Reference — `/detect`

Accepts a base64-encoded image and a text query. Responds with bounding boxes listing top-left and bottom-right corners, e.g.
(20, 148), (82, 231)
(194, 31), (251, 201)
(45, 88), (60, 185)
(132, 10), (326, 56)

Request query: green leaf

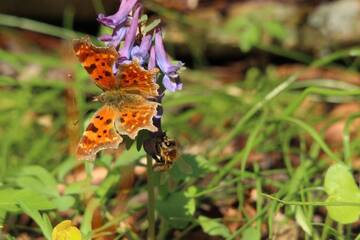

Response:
(184, 188), (197, 216)
(285, 161), (310, 199)
(20, 166), (57, 188)
(263, 21), (287, 40)
(156, 192), (193, 229)
(198, 216), (230, 238)
(144, 19), (161, 35)
(324, 164), (358, 196)
(324, 163), (360, 224)
(238, 24), (260, 52)
(96, 173), (120, 200)
(80, 198), (100, 238)
(194, 155), (217, 172)
(169, 154), (209, 181)
(295, 207), (312, 236)
(15, 176), (57, 198)
(0, 189), (55, 212)
(98, 155), (113, 169)
(224, 16), (249, 32)
(85, 161), (94, 177)
(54, 157), (78, 181)
(184, 186), (198, 198)
(18, 165), (59, 197)
(16, 189), (56, 210)
(114, 144), (145, 167)
(326, 195), (360, 224)
(0, 189), (23, 211)
(0, 209), (6, 224)
(52, 196), (75, 211)
(18, 201), (52, 240)
(242, 227), (260, 240)
(140, 14), (148, 24)
(64, 180), (96, 195)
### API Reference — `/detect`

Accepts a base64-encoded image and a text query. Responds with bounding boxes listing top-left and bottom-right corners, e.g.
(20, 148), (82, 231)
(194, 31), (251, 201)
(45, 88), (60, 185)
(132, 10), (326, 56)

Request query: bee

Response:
(151, 133), (179, 171)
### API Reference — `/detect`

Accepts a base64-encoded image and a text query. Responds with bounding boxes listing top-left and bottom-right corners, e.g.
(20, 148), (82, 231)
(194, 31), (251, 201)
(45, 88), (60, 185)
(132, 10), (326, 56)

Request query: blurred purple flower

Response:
(155, 30), (183, 92)
(97, 0), (138, 28)
(131, 34), (152, 65)
(118, 6), (141, 64)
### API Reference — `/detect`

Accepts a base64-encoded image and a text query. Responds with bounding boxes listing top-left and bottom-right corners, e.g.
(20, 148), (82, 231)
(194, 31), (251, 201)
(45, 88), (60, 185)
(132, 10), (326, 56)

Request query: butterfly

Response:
(73, 37), (160, 161)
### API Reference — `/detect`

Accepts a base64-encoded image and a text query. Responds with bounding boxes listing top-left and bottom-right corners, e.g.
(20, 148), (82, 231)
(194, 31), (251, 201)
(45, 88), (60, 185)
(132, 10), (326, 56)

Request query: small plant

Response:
(324, 163), (360, 224)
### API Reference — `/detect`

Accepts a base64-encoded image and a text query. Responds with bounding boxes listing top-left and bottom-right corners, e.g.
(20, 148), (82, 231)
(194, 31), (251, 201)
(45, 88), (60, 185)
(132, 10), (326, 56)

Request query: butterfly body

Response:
(96, 90), (147, 106)
(74, 37), (160, 161)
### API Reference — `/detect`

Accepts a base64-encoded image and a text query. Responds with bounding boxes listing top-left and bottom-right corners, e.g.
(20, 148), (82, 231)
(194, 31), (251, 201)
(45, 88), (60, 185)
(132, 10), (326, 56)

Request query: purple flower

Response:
(155, 30), (183, 92)
(97, 0), (138, 28)
(98, 26), (128, 47)
(162, 74), (183, 92)
(148, 46), (156, 70)
(131, 34), (152, 65)
(118, 6), (141, 63)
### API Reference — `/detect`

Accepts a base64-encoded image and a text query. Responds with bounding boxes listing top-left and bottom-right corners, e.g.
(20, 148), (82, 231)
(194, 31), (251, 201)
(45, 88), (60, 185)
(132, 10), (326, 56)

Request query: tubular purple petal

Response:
(97, 0), (138, 28)
(98, 35), (113, 42)
(118, 6), (141, 62)
(154, 30), (183, 75)
(154, 30), (170, 73)
(148, 46), (156, 70)
(131, 34), (152, 65)
(162, 75), (182, 92)
(99, 26), (128, 48)
(111, 26), (128, 47)
(154, 31), (183, 92)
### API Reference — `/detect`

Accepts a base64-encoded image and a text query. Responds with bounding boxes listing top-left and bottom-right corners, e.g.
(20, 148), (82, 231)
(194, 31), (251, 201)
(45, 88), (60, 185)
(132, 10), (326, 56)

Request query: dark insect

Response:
(147, 132), (178, 171)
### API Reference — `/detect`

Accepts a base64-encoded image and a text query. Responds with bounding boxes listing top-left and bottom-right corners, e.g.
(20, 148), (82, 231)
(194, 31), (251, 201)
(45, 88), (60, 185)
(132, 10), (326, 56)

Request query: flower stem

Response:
(146, 154), (156, 240)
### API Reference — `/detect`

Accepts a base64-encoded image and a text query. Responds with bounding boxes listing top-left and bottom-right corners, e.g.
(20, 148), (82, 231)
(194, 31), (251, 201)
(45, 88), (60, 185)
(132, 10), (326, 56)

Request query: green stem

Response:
(318, 216), (334, 240)
(0, 13), (79, 39)
(337, 224), (344, 240)
(343, 112), (360, 166)
(157, 217), (169, 240)
(146, 154), (156, 240)
(262, 193), (360, 207)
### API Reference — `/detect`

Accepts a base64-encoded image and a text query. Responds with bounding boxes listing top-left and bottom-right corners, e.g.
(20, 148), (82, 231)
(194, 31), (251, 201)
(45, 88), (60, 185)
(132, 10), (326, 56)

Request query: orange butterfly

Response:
(73, 37), (159, 161)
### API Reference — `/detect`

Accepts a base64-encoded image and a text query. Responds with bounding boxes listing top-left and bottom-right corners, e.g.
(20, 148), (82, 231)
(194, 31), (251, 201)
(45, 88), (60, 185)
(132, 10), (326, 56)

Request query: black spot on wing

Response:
(86, 123), (98, 133)
(85, 64), (96, 74)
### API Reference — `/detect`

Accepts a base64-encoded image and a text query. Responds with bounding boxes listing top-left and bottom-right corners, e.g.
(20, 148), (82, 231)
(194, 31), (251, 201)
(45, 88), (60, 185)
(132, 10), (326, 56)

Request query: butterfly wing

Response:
(77, 105), (122, 161)
(117, 60), (159, 98)
(73, 37), (118, 90)
(115, 95), (159, 139)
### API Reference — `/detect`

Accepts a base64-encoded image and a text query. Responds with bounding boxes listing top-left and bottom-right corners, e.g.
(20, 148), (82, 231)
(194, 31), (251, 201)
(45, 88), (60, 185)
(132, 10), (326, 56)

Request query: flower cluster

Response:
(97, 0), (183, 92)
(97, 0), (183, 160)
